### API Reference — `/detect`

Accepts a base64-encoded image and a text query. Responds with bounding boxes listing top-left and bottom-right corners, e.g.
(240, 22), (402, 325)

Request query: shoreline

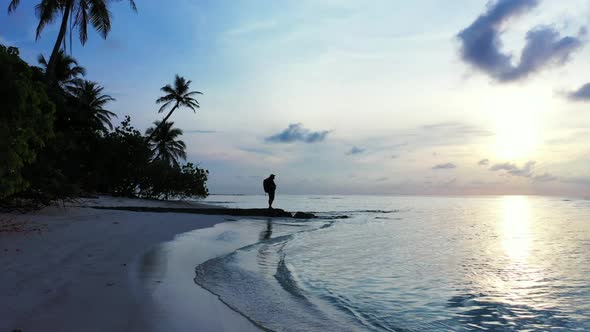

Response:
(0, 196), (259, 331)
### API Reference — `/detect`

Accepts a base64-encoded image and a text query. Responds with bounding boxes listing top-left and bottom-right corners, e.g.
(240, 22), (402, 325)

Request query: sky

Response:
(2, 0), (590, 196)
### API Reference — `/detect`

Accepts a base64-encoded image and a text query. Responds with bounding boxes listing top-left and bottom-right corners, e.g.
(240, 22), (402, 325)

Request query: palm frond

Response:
(128, 0), (137, 11)
(75, 0), (89, 45)
(146, 120), (187, 166)
(37, 54), (48, 66)
(67, 79), (116, 132)
(88, 0), (111, 40)
(70, 65), (86, 77)
(156, 94), (175, 104)
(157, 100), (174, 113)
(35, 0), (61, 41)
(7, 0), (20, 13)
(159, 85), (176, 95)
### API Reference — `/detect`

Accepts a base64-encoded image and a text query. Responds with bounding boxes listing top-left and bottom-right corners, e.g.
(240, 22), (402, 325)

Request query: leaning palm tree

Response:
(66, 79), (116, 132)
(145, 121), (187, 167)
(147, 75), (202, 141)
(8, 0), (136, 82)
(38, 50), (85, 86)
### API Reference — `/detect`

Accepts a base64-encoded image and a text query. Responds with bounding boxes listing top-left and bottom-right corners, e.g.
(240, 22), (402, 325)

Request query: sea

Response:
(186, 195), (590, 331)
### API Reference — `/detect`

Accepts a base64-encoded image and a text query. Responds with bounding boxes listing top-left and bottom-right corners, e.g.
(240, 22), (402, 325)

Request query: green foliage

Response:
(177, 163), (209, 198)
(95, 116), (152, 196)
(140, 161), (209, 200)
(98, 117), (209, 199)
(146, 121), (187, 167)
(38, 50), (86, 86)
(66, 79), (116, 133)
(1, 46), (208, 205)
(147, 75), (202, 142)
(0, 45), (55, 199)
(8, 0), (137, 83)
(156, 75), (202, 114)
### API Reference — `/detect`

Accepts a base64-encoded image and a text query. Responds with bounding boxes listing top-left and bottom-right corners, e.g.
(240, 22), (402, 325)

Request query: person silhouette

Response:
(263, 174), (276, 209)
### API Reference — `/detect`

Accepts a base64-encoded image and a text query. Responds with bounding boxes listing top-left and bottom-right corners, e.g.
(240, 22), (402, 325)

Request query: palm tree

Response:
(147, 75), (202, 141)
(38, 50), (85, 86)
(66, 79), (116, 132)
(8, 0), (136, 82)
(145, 121), (187, 167)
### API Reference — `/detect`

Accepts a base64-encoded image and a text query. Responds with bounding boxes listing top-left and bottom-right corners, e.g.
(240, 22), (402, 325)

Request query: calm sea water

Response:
(195, 195), (590, 331)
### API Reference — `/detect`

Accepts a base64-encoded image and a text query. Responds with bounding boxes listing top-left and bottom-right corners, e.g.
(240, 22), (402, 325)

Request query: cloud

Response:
(489, 161), (560, 182)
(457, 0), (585, 82)
(478, 159), (490, 166)
(238, 146), (273, 155)
(488, 160), (556, 182)
(533, 173), (558, 182)
(185, 129), (216, 134)
(432, 163), (457, 170)
(347, 146), (365, 155)
(422, 122), (493, 137)
(265, 123), (330, 143)
(562, 176), (590, 186)
(567, 83), (590, 101)
(490, 161), (535, 177)
(489, 162), (517, 172)
(508, 161), (535, 177)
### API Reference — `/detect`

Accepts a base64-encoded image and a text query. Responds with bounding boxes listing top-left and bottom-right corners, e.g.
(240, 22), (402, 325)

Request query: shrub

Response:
(0, 45), (55, 199)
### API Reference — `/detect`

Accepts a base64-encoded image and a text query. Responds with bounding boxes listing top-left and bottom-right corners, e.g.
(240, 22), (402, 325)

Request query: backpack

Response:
(263, 178), (271, 193)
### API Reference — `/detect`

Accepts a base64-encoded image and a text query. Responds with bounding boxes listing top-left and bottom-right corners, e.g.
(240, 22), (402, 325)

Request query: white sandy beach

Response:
(0, 196), (260, 332)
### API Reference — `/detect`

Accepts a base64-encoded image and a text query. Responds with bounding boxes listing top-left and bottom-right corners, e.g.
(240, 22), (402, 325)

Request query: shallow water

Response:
(195, 195), (590, 331)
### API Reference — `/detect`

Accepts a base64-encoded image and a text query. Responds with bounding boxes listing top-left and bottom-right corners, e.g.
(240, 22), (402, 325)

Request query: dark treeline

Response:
(0, 45), (209, 206)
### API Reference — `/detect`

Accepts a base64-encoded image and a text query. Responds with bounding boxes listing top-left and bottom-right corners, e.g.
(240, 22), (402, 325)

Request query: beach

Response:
(0, 196), (259, 332)
(3, 195), (590, 331)
(4, 0), (590, 330)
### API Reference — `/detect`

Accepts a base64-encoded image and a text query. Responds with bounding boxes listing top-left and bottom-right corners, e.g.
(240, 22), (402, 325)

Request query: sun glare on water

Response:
(501, 195), (532, 261)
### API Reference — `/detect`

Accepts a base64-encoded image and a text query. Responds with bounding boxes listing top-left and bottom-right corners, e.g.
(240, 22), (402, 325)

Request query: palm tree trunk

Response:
(46, 0), (73, 82)
(146, 102), (179, 142)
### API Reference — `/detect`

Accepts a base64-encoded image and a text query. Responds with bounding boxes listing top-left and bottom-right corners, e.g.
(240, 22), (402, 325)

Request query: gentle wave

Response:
(194, 233), (364, 331)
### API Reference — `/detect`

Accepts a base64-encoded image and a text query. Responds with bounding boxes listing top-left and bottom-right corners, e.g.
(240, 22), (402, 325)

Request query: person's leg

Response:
(268, 191), (275, 208)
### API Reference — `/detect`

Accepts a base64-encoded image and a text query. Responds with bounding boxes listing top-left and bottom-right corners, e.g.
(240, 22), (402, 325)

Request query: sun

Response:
(487, 87), (548, 161)
(494, 111), (539, 160)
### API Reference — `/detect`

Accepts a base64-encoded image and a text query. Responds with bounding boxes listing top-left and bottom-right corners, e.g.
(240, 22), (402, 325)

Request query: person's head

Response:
(270, 174), (275, 180)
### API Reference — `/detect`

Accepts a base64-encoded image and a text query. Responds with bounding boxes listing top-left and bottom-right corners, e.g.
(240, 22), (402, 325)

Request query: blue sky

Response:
(3, 0), (590, 195)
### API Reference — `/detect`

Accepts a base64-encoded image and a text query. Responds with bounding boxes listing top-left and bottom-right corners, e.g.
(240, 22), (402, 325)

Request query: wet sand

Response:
(0, 196), (259, 331)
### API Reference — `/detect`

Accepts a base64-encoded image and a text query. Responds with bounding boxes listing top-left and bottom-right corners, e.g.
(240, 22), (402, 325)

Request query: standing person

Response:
(263, 174), (277, 209)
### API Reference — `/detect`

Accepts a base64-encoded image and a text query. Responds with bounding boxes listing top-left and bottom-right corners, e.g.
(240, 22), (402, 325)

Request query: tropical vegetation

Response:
(2, 1), (208, 207)
(148, 75), (202, 141)
(38, 50), (85, 86)
(0, 45), (208, 206)
(8, 0), (137, 82)
(146, 121), (187, 167)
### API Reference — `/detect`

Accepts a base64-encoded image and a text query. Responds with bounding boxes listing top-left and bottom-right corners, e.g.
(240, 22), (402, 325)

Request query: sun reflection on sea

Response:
(501, 196), (531, 261)
(493, 196), (554, 315)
